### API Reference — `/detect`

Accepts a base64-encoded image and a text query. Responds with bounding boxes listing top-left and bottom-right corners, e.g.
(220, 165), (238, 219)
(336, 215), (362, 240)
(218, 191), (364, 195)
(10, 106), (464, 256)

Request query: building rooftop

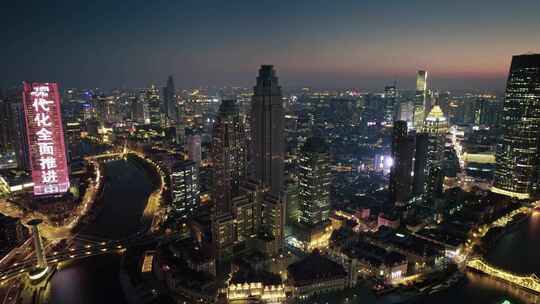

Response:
(288, 252), (346, 285)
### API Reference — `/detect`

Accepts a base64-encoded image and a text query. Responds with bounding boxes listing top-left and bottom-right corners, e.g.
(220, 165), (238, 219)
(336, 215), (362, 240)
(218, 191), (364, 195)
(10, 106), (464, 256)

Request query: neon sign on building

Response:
(22, 82), (70, 196)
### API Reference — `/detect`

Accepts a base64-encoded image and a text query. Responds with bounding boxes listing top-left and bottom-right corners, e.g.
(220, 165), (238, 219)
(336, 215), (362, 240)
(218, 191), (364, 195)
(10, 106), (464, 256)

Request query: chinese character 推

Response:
(39, 156), (57, 170)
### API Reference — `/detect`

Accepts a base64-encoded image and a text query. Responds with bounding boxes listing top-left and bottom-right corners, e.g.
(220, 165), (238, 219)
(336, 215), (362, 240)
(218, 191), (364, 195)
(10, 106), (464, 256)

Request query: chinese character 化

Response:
(34, 113), (51, 127)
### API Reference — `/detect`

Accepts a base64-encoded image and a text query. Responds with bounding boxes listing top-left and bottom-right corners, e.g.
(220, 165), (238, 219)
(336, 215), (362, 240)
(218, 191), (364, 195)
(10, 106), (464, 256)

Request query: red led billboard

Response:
(22, 82), (70, 196)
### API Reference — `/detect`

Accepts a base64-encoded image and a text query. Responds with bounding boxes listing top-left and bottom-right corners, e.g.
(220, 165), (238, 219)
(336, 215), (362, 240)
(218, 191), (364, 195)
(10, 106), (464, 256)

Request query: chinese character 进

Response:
(41, 170), (58, 183)
(39, 156), (57, 170)
(36, 128), (53, 141)
(37, 142), (54, 155)
(32, 98), (53, 112)
(34, 113), (51, 127)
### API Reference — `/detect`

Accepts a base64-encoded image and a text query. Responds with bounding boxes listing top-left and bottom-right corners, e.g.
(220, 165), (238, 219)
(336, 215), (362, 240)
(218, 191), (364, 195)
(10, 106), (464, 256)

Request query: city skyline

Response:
(2, 2), (540, 303)
(2, 1), (540, 90)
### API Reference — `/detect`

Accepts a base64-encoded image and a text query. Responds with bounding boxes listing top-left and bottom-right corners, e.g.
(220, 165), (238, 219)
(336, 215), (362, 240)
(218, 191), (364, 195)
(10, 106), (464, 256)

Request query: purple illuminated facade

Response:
(22, 82), (70, 196)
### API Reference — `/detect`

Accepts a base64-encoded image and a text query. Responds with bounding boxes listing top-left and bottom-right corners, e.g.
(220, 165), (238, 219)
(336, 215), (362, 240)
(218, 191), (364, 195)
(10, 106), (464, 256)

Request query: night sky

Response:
(2, 0), (539, 90)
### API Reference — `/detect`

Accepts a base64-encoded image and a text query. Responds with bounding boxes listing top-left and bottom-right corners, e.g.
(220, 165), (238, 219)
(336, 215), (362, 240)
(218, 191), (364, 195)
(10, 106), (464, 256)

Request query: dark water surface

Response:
(49, 160), (155, 304)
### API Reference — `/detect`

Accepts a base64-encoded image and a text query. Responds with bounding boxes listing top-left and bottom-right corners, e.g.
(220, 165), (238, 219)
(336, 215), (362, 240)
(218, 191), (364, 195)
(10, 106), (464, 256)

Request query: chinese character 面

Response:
(37, 142), (54, 155)
(41, 170), (58, 183)
(32, 98), (53, 112)
(34, 113), (51, 127)
(36, 128), (53, 141)
(39, 156), (57, 170)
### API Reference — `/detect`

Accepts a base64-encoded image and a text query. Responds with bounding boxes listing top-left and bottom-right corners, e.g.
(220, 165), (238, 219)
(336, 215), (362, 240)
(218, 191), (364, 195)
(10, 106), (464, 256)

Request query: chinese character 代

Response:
(32, 98), (53, 112)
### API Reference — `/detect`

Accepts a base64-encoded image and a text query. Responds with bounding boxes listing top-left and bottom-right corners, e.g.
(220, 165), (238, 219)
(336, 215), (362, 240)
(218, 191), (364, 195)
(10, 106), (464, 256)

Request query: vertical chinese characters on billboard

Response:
(22, 82), (70, 196)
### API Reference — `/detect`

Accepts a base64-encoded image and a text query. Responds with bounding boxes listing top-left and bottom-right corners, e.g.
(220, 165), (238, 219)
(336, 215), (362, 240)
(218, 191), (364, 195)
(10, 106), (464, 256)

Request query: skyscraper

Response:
(384, 83), (398, 125)
(170, 160), (200, 220)
(413, 106), (448, 199)
(162, 75), (176, 123)
(211, 99), (247, 216)
(492, 54), (540, 199)
(250, 65), (285, 196)
(187, 134), (202, 166)
(145, 85), (161, 126)
(297, 136), (331, 226)
(413, 70), (428, 129)
(389, 121), (414, 206)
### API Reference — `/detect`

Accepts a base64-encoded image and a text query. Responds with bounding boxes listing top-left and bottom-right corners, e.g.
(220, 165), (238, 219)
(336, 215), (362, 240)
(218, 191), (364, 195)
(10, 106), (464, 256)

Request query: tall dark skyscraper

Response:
(492, 54), (540, 199)
(211, 99), (247, 215)
(297, 136), (331, 226)
(9, 100), (30, 171)
(162, 75), (176, 123)
(211, 99), (247, 253)
(389, 120), (414, 206)
(250, 65), (285, 196)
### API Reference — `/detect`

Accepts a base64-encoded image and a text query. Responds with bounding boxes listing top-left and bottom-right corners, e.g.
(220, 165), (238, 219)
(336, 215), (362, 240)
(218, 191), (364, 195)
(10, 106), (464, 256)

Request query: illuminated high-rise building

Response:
(297, 136), (331, 226)
(413, 105), (448, 198)
(384, 83), (398, 124)
(413, 70), (428, 129)
(170, 160), (200, 220)
(492, 54), (540, 199)
(145, 85), (161, 126)
(250, 65), (285, 196)
(389, 121), (414, 206)
(22, 82), (70, 196)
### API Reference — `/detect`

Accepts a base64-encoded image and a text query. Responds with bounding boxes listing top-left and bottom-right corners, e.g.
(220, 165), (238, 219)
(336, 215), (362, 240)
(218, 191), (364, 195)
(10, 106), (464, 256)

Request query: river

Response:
(304, 214), (540, 304)
(415, 213), (540, 304)
(48, 159), (156, 304)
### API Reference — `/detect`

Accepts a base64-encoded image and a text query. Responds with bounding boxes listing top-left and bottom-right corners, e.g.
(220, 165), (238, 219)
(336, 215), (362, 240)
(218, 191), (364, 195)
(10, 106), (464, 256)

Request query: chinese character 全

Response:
(36, 128), (53, 141)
